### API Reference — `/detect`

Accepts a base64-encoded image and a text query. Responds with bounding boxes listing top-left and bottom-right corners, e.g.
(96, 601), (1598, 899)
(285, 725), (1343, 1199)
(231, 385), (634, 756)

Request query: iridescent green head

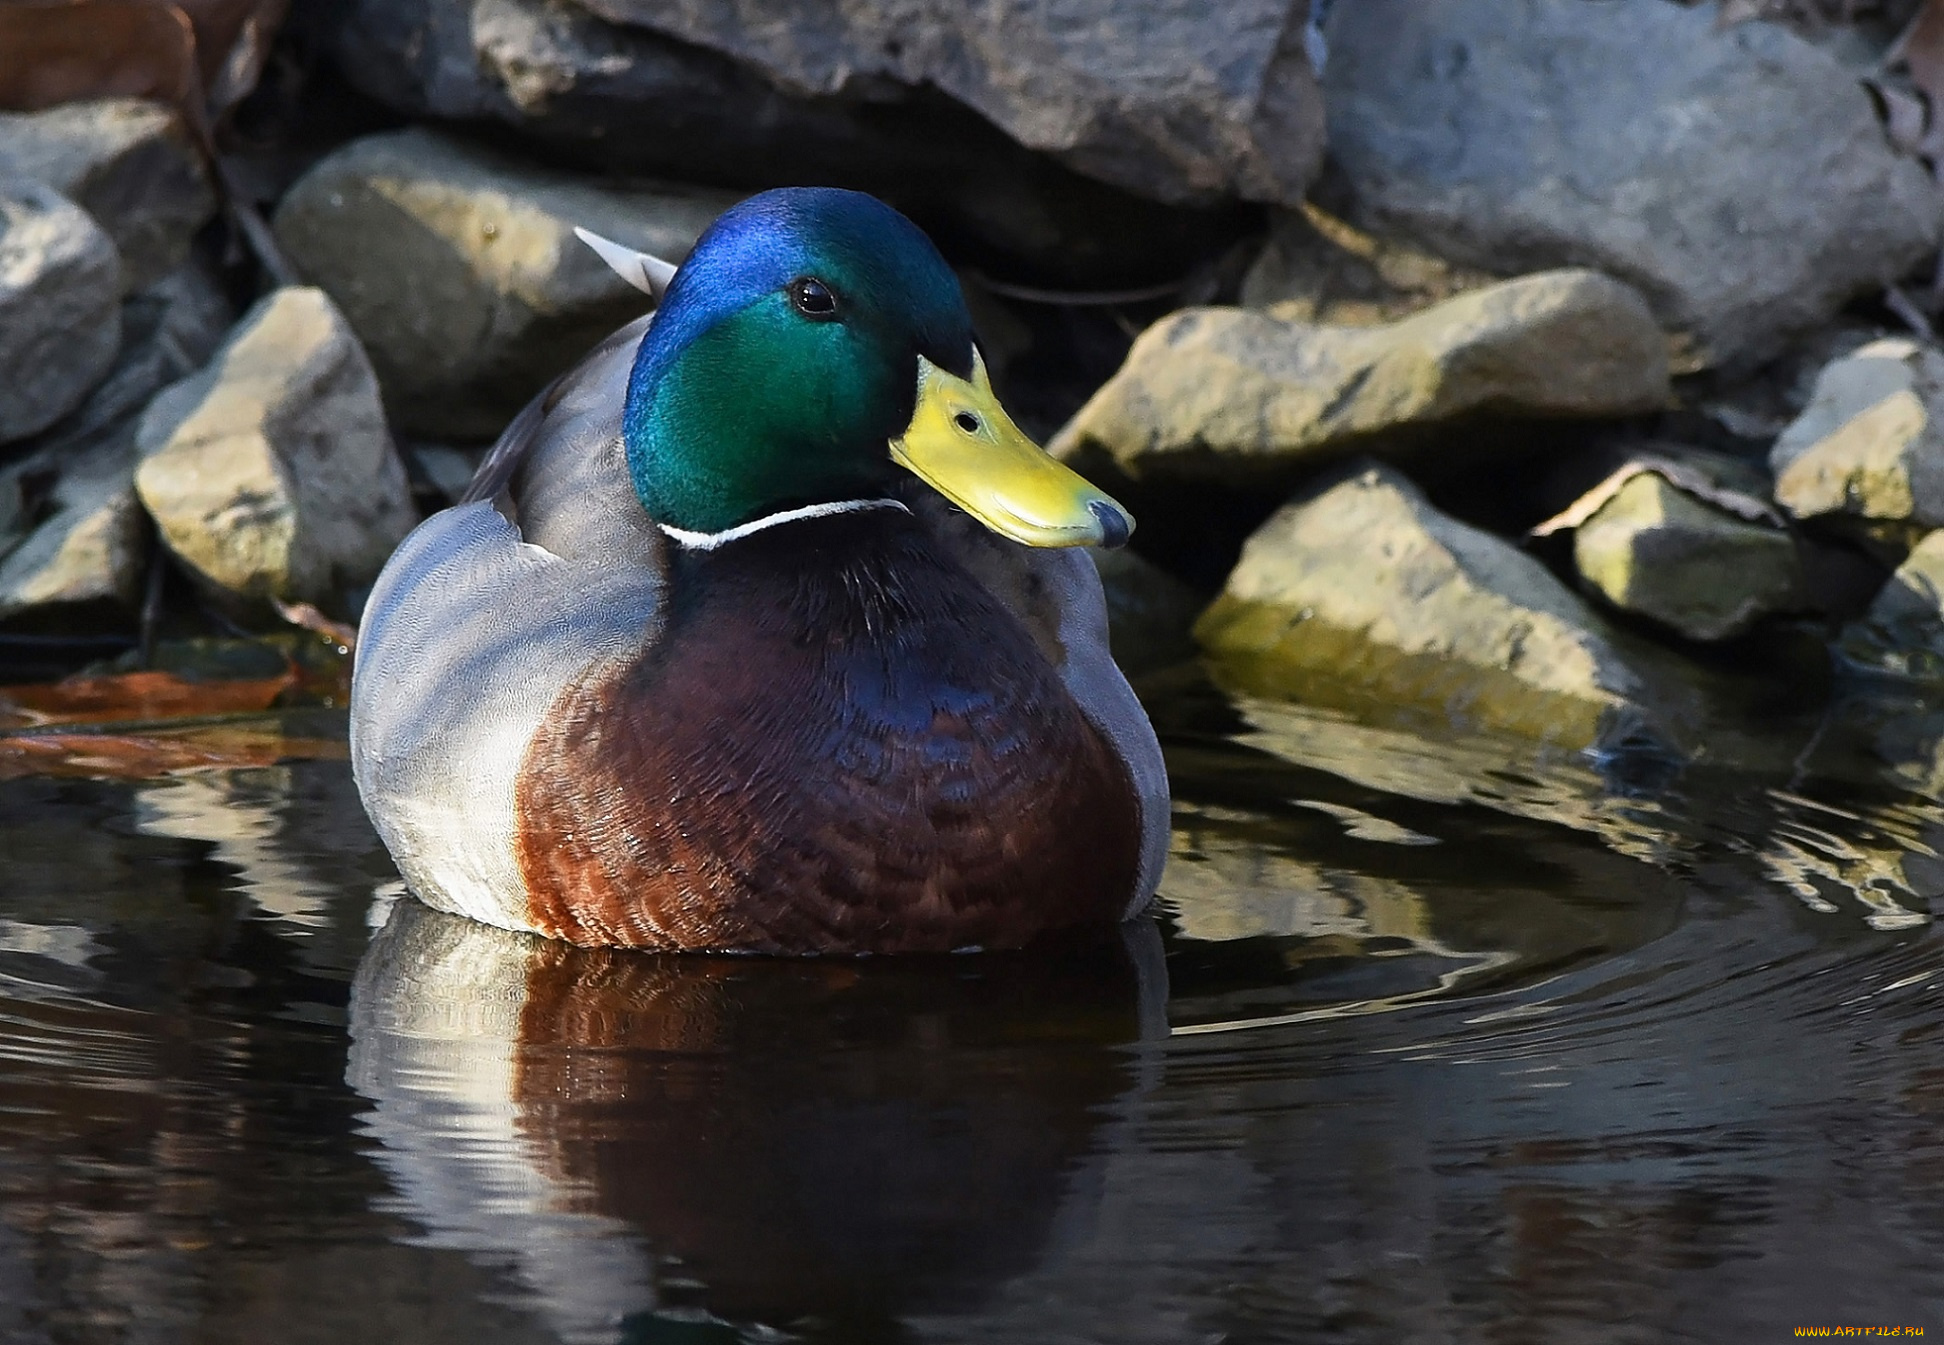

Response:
(621, 187), (1129, 547)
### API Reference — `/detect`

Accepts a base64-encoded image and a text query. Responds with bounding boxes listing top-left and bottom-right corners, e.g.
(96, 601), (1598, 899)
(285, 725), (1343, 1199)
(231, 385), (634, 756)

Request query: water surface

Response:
(0, 672), (1939, 1343)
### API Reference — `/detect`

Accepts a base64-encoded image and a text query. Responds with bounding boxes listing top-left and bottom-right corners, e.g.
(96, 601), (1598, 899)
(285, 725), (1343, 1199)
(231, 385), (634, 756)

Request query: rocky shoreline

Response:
(4, 0), (1944, 762)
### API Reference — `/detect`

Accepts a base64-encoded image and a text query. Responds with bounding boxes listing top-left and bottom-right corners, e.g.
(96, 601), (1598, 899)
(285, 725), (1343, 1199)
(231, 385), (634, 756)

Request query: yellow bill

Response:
(891, 350), (1134, 549)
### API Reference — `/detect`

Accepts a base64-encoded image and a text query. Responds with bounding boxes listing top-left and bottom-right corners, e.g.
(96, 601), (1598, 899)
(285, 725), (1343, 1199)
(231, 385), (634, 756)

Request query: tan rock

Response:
(274, 128), (737, 437)
(1572, 472), (1801, 641)
(0, 434), (146, 625)
(1770, 337), (1944, 554)
(1052, 269), (1668, 487)
(1239, 203), (1499, 326)
(135, 287), (417, 609)
(1193, 463), (1689, 748)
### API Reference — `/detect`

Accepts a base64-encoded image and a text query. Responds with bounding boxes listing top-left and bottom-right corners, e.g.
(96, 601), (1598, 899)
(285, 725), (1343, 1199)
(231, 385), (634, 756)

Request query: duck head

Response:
(619, 187), (1133, 547)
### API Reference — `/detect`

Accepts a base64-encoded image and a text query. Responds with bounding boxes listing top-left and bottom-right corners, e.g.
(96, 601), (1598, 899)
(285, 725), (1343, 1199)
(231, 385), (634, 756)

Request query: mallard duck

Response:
(349, 187), (1168, 954)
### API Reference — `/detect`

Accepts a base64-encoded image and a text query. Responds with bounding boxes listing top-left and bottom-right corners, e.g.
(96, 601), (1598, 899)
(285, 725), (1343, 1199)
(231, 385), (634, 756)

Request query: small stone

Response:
(1090, 548), (1203, 675)
(0, 99), (216, 292)
(1839, 529), (1944, 681)
(1322, 0), (1941, 370)
(0, 180), (121, 443)
(1193, 463), (1688, 748)
(135, 287), (417, 609)
(274, 127), (738, 438)
(1770, 338), (1944, 554)
(1053, 270), (1668, 488)
(1572, 472), (1801, 641)
(0, 433), (146, 626)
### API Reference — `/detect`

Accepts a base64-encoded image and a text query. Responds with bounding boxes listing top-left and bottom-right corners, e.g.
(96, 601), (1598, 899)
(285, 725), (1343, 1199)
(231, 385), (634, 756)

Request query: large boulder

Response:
(1322, 0), (1940, 370)
(275, 128), (735, 438)
(0, 180), (121, 443)
(0, 434), (146, 627)
(1194, 463), (1690, 749)
(317, 0), (1282, 285)
(1770, 337), (1944, 555)
(135, 287), (418, 609)
(0, 99), (216, 292)
(1052, 270), (1668, 487)
(1569, 471), (1802, 641)
(329, 0), (1323, 207)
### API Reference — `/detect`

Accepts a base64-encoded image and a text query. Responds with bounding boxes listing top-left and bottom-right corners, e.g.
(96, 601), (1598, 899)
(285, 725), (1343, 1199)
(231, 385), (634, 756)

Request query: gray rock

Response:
(1090, 548), (1203, 675)
(1571, 471), (1802, 641)
(0, 432), (146, 626)
(320, 0), (1284, 285)
(1053, 269), (1668, 487)
(135, 287), (418, 608)
(20, 257), (235, 463)
(0, 99), (216, 292)
(571, 0), (1324, 208)
(274, 128), (735, 438)
(1770, 337), (1944, 555)
(1193, 463), (1690, 749)
(1839, 529), (1944, 681)
(1322, 0), (1941, 370)
(331, 0), (1322, 208)
(0, 180), (121, 443)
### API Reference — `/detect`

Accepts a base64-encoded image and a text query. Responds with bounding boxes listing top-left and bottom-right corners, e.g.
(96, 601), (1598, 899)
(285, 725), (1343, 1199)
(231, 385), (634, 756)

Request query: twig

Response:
(1885, 284), (1938, 343)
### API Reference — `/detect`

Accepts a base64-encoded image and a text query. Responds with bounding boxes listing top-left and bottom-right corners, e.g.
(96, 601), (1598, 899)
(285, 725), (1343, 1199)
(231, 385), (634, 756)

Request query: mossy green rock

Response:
(1194, 463), (1689, 749)
(1573, 472), (1801, 641)
(1051, 269), (1667, 488)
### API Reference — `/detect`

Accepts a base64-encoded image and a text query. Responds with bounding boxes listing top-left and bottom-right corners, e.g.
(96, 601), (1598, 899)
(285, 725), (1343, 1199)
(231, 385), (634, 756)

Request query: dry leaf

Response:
(0, 2), (202, 124)
(1530, 455), (1786, 538)
(0, 667), (296, 730)
(0, 725), (344, 781)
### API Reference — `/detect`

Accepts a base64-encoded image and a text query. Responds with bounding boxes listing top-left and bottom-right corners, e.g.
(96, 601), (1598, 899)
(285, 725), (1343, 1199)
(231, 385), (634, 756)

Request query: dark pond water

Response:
(0, 670), (1940, 1343)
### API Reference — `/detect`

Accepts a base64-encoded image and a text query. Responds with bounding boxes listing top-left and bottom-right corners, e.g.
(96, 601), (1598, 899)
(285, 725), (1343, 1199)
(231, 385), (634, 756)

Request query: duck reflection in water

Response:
(348, 899), (1167, 1342)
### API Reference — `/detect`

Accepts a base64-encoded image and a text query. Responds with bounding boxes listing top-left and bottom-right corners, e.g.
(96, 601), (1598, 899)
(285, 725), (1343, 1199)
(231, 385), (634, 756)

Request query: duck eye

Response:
(789, 277), (838, 319)
(954, 412), (982, 434)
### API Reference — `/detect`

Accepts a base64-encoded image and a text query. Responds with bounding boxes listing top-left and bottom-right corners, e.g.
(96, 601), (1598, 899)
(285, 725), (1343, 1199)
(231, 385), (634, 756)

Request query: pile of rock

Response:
(4, 0), (1944, 763)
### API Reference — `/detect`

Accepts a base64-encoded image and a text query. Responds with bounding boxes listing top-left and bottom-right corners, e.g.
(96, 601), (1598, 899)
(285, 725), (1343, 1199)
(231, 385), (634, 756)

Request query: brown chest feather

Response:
(513, 510), (1142, 952)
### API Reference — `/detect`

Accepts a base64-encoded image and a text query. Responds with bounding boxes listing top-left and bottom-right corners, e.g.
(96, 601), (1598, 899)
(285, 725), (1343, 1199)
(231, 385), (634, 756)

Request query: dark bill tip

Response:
(1089, 499), (1132, 550)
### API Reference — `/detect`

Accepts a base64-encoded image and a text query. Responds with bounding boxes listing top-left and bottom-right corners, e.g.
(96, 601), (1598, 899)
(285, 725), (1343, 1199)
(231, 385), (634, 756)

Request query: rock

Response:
(0, 434), (146, 627)
(1090, 548), (1204, 674)
(330, 0), (1323, 207)
(573, 0), (1323, 208)
(0, 99), (216, 292)
(1193, 463), (1689, 748)
(0, 180), (121, 443)
(1839, 529), (1944, 681)
(1322, 0), (1941, 370)
(1238, 203), (1498, 325)
(274, 128), (736, 438)
(318, 0), (1270, 287)
(20, 257), (235, 463)
(1770, 338), (1944, 555)
(1052, 270), (1668, 488)
(135, 287), (417, 609)
(1570, 472), (1802, 641)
